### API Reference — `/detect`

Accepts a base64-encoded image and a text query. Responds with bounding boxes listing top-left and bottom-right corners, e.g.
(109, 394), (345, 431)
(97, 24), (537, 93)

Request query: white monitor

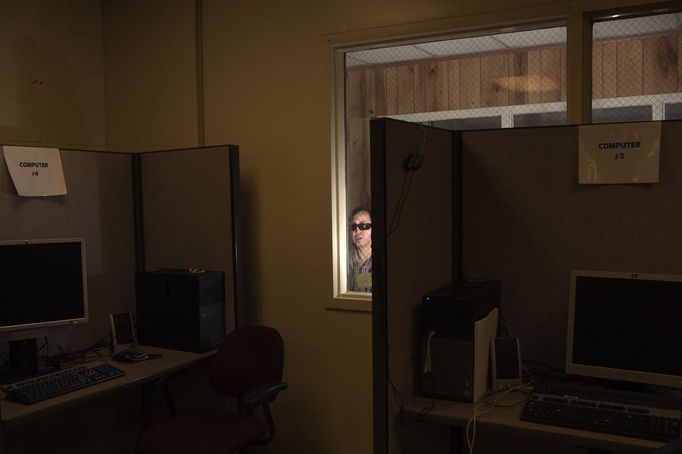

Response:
(566, 270), (682, 389)
(0, 238), (88, 332)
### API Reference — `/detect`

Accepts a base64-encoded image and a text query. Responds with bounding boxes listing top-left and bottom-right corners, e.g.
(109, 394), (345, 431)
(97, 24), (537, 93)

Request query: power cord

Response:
(387, 124), (427, 238)
(387, 357), (435, 427)
(465, 378), (534, 454)
(49, 333), (111, 368)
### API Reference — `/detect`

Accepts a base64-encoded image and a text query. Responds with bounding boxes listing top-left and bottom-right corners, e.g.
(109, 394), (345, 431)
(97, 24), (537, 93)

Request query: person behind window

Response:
(349, 207), (372, 292)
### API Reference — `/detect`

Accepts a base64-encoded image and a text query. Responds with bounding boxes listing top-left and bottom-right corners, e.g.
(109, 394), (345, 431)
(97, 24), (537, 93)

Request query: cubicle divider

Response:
(461, 120), (682, 369)
(371, 118), (461, 454)
(0, 144), (242, 354)
(374, 118), (682, 453)
(136, 145), (242, 333)
(0, 149), (136, 352)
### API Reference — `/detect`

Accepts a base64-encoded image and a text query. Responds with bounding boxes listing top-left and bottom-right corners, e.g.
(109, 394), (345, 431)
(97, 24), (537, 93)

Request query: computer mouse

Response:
(113, 351), (148, 362)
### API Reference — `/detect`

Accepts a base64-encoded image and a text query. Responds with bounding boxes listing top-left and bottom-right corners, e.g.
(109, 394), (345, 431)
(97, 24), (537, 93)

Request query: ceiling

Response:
(346, 13), (682, 67)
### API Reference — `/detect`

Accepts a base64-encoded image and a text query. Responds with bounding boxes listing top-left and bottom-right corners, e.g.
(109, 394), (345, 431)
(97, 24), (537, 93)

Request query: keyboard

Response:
(3, 363), (125, 405)
(521, 385), (682, 442)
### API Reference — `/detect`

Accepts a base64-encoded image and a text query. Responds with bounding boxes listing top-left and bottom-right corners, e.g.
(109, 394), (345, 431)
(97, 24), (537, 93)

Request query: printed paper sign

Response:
(2, 146), (67, 196)
(578, 122), (660, 184)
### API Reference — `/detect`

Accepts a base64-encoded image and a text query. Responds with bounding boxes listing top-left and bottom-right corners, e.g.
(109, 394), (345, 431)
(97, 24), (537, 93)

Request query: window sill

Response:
(327, 293), (372, 313)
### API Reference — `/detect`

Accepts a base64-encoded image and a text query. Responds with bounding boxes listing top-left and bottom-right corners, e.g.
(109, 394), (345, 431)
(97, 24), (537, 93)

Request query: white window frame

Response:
(330, 25), (572, 308)
(388, 101), (567, 128)
(592, 93), (682, 121)
(331, 45), (372, 309)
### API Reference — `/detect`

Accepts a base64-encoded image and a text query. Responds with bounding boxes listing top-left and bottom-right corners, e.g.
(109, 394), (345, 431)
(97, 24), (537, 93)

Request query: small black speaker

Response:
(136, 269), (225, 352)
(491, 337), (522, 391)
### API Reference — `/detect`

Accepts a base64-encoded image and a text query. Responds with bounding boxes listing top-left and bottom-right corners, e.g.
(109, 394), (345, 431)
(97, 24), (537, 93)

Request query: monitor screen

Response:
(0, 239), (88, 332)
(566, 270), (682, 389)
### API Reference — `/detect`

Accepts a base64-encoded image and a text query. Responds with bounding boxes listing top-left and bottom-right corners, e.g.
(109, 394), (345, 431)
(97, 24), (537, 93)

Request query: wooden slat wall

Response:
(643, 35), (678, 94)
(346, 31), (682, 122)
(345, 31), (682, 212)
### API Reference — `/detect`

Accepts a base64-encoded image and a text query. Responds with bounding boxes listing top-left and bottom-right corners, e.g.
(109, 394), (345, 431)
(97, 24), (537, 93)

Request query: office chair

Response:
(135, 326), (287, 454)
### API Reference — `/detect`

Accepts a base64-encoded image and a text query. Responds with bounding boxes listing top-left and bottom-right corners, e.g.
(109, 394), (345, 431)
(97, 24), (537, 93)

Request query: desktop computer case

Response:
(421, 280), (500, 402)
(136, 269), (225, 353)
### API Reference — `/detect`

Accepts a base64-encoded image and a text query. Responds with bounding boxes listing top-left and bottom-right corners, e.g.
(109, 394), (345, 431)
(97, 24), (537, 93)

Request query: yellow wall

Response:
(103, 0), (198, 151)
(0, 0), (106, 149)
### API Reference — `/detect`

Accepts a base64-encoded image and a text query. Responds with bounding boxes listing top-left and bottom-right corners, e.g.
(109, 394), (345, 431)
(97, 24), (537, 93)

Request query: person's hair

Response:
(350, 207), (371, 220)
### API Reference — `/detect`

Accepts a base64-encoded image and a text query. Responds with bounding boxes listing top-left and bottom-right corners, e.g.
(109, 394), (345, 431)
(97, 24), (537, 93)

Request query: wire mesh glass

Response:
(592, 12), (682, 123)
(342, 26), (568, 293)
(344, 26), (568, 214)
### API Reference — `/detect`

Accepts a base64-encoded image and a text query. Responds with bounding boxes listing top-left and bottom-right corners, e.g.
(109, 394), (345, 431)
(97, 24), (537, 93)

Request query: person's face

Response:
(351, 211), (372, 249)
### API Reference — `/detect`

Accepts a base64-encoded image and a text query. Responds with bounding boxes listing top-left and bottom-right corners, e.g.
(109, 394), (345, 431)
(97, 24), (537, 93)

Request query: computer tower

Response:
(421, 280), (500, 402)
(136, 269), (225, 352)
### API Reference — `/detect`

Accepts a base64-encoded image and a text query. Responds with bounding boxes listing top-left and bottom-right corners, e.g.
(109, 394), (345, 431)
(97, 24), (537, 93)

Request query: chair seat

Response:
(136, 412), (268, 454)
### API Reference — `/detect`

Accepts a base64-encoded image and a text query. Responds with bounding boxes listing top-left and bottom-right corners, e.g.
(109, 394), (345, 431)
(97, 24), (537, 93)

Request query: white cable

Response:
(465, 380), (535, 454)
(423, 330), (436, 374)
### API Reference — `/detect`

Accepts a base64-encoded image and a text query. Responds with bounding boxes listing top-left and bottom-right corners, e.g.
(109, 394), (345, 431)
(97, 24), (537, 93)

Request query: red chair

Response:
(136, 326), (287, 454)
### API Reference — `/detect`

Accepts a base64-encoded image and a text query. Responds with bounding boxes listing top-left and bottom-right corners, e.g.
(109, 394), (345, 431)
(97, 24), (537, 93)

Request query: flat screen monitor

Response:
(0, 238), (88, 332)
(566, 270), (682, 389)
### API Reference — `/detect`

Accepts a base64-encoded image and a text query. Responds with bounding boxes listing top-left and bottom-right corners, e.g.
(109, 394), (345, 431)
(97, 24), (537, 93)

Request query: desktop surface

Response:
(0, 345), (215, 422)
(521, 382), (682, 442)
(407, 389), (668, 451)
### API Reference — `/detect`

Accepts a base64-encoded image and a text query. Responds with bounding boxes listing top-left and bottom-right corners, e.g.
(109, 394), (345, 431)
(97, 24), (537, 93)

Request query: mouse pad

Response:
(112, 353), (163, 363)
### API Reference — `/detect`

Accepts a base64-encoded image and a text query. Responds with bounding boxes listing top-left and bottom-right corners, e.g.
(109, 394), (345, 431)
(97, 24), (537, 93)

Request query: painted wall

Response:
(0, 0), (106, 149)
(103, 0), (198, 151)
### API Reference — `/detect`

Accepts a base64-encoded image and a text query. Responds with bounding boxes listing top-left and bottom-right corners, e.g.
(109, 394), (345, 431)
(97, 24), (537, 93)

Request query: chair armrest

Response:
(242, 381), (288, 410)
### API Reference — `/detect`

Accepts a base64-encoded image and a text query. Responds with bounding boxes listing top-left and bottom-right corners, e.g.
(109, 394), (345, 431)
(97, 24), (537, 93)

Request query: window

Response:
(591, 12), (682, 123)
(665, 102), (682, 120)
(592, 105), (652, 123)
(333, 25), (568, 300)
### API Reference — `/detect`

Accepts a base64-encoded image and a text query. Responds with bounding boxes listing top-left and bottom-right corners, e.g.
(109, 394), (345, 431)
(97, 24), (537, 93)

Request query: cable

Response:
(465, 379), (535, 453)
(387, 171), (414, 238)
(498, 315), (512, 337)
(422, 330), (436, 374)
(49, 333), (111, 368)
(387, 368), (435, 427)
(386, 124), (427, 238)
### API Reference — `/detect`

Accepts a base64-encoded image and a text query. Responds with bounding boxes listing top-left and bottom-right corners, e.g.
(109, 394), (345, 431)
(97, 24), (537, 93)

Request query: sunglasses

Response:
(350, 223), (372, 231)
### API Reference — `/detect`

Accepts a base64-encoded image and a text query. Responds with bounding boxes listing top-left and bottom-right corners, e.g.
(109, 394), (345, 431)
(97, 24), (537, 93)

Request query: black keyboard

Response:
(521, 387), (682, 442)
(3, 363), (125, 405)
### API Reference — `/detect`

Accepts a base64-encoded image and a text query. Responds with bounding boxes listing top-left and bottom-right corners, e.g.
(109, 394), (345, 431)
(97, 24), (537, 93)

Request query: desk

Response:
(406, 394), (664, 453)
(0, 344), (214, 454)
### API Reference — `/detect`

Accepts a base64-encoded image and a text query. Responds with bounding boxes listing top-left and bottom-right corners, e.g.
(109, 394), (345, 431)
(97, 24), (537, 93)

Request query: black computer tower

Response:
(421, 280), (500, 402)
(136, 269), (225, 353)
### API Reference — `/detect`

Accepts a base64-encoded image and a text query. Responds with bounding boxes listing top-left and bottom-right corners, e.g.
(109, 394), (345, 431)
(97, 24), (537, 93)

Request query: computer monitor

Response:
(566, 270), (682, 389)
(0, 238), (88, 332)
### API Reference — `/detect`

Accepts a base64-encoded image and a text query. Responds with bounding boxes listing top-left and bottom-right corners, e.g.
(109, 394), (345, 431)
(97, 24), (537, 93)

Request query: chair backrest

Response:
(210, 325), (284, 397)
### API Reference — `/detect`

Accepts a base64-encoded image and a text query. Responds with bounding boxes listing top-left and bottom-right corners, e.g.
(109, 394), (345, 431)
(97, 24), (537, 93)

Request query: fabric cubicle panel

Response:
(461, 120), (682, 368)
(372, 118), (457, 454)
(0, 149), (136, 351)
(139, 145), (238, 333)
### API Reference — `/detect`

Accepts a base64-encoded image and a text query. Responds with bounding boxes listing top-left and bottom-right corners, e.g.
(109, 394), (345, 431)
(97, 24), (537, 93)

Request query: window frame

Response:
(330, 23), (572, 308)
(330, 6), (681, 308)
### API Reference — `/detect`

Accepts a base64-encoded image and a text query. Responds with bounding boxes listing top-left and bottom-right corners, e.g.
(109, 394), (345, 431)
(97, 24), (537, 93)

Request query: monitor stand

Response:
(0, 338), (52, 384)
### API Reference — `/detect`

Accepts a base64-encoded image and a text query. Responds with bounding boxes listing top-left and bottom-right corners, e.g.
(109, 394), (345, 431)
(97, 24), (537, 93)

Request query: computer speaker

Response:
(491, 337), (523, 391)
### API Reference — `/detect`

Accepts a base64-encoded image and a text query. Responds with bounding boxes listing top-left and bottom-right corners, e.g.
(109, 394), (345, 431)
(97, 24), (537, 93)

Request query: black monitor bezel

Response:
(0, 238), (89, 333)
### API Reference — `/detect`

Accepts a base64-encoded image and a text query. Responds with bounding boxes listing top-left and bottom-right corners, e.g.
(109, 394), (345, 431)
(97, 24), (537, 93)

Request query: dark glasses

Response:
(350, 223), (372, 231)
